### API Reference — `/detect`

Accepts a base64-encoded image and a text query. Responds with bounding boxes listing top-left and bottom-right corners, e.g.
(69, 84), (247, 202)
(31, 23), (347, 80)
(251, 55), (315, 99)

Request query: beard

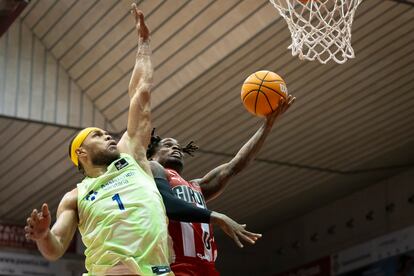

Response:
(163, 157), (184, 173)
(91, 149), (120, 167)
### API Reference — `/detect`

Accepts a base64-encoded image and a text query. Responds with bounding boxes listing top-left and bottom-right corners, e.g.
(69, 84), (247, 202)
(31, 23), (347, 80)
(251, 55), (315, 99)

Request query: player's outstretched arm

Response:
(196, 95), (296, 202)
(150, 161), (261, 247)
(118, 4), (153, 176)
(24, 190), (78, 261)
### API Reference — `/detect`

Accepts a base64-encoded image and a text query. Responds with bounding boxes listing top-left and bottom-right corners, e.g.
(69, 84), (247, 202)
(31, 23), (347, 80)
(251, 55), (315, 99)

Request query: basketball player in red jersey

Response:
(146, 95), (295, 275)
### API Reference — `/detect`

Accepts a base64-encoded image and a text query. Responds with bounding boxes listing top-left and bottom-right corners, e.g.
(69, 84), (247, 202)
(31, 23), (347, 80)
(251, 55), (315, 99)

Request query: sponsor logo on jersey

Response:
(85, 190), (98, 201)
(151, 265), (171, 275)
(100, 171), (135, 190)
(114, 158), (129, 170)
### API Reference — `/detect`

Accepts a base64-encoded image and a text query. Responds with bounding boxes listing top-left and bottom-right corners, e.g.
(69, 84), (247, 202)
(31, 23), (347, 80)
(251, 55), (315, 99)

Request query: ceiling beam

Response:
(389, 0), (414, 7)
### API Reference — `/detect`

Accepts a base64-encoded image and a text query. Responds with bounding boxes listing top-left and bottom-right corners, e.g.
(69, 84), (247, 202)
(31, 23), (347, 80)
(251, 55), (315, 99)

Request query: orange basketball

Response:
(241, 70), (288, 117)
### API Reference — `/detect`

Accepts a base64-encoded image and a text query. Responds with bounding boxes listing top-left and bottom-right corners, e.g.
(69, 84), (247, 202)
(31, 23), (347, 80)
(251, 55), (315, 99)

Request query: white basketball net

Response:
(269, 0), (362, 64)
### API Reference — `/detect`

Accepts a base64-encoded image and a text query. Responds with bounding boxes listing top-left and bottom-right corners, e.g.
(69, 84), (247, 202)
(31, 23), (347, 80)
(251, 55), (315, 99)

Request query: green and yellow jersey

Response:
(77, 153), (173, 275)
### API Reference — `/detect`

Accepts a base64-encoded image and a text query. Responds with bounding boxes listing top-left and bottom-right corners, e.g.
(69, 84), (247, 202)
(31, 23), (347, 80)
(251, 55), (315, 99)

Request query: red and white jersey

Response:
(165, 169), (217, 263)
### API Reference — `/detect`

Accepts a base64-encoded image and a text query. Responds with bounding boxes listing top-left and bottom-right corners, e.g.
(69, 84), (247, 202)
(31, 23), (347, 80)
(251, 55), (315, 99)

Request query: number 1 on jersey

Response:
(112, 193), (125, 210)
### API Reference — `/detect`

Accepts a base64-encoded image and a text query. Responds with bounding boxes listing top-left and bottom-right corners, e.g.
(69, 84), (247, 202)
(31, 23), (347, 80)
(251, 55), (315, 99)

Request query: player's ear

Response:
(76, 147), (88, 159)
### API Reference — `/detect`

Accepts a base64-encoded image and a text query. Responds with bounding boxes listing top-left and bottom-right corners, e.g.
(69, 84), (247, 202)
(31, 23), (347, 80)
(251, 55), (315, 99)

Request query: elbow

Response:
(46, 256), (59, 262)
(203, 180), (230, 203)
(40, 244), (65, 261)
(222, 164), (240, 178)
(130, 89), (151, 110)
(129, 81), (153, 98)
(140, 82), (153, 94)
(229, 160), (249, 176)
(43, 252), (62, 262)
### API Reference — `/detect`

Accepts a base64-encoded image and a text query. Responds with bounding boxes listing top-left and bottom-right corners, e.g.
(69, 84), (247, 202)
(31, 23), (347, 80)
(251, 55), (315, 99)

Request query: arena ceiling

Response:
(0, 0), (414, 237)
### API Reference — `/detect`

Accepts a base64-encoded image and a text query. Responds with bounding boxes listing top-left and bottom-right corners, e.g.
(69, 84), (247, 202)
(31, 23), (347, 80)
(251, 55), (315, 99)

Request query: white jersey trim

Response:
(181, 222), (196, 257)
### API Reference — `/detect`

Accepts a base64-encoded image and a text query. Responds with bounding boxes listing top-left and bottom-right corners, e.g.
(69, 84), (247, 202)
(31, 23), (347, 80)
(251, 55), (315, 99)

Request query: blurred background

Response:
(0, 0), (414, 275)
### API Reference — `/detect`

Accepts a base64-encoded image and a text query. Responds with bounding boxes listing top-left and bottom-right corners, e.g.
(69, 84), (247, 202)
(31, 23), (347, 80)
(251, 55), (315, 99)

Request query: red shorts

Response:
(171, 257), (219, 276)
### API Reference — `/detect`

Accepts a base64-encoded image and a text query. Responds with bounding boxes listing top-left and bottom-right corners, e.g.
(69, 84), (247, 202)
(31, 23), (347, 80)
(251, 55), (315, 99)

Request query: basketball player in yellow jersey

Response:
(24, 5), (172, 276)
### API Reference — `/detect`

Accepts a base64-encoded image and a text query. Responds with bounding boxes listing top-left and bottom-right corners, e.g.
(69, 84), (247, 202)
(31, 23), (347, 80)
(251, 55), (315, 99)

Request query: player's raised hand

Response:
(266, 94), (296, 123)
(25, 203), (51, 241)
(279, 94), (296, 114)
(211, 212), (262, 248)
(131, 2), (149, 42)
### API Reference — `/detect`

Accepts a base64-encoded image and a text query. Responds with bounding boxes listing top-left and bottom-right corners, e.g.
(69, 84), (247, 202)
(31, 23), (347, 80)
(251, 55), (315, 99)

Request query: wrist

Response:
(210, 211), (225, 225)
(137, 39), (151, 56)
(38, 228), (52, 242)
(264, 116), (276, 129)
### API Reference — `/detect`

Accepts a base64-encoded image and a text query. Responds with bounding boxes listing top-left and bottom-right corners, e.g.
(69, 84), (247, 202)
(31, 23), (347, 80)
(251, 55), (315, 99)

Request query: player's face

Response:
(82, 129), (120, 166)
(154, 138), (184, 171)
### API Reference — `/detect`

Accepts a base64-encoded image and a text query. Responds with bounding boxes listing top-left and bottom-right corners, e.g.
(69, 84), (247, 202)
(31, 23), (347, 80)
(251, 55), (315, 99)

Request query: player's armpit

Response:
(118, 131), (152, 177)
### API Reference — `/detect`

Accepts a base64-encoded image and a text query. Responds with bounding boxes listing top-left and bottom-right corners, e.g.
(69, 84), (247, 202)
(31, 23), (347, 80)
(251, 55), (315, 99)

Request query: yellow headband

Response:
(70, 127), (101, 167)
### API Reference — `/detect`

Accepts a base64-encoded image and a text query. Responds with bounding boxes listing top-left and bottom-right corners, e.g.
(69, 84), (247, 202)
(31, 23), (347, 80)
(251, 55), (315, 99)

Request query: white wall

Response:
(0, 19), (109, 129)
(216, 168), (414, 276)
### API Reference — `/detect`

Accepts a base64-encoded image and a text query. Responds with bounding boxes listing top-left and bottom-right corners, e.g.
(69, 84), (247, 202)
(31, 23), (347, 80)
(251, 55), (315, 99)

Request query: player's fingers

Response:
(131, 3), (139, 13)
(279, 98), (287, 112)
(136, 9), (145, 27)
(281, 96), (294, 112)
(130, 3), (139, 23)
(283, 97), (295, 113)
(26, 217), (33, 228)
(131, 4), (137, 15)
(288, 96), (296, 106)
(42, 203), (50, 217)
(242, 230), (262, 239)
(31, 209), (38, 222)
(25, 231), (34, 240)
(237, 232), (256, 244)
(232, 233), (243, 248)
